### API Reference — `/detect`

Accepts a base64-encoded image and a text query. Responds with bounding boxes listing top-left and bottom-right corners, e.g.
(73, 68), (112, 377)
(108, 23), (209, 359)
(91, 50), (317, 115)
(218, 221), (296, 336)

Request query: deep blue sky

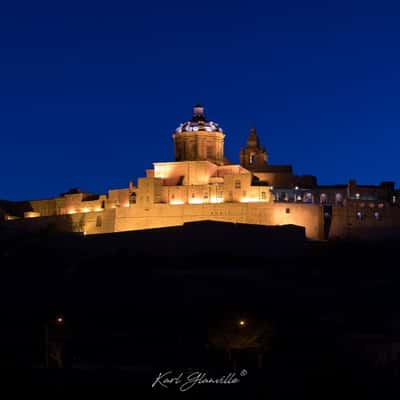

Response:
(1, 1), (400, 200)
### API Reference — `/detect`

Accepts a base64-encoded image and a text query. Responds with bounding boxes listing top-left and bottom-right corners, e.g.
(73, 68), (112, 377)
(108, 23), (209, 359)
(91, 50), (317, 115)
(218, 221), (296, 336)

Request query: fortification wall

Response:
(1, 209), (116, 237)
(112, 202), (324, 240)
(2, 202), (325, 240)
(329, 205), (400, 239)
(29, 199), (57, 217)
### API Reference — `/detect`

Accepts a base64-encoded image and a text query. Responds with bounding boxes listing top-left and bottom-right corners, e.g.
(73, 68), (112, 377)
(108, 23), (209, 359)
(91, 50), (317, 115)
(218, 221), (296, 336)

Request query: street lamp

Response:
(239, 319), (246, 327)
(45, 313), (65, 368)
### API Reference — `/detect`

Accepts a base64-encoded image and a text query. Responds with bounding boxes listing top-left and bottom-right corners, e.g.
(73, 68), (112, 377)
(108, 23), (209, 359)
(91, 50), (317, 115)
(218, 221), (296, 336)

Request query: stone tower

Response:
(172, 105), (225, 165)
(240, 127), (268, 171)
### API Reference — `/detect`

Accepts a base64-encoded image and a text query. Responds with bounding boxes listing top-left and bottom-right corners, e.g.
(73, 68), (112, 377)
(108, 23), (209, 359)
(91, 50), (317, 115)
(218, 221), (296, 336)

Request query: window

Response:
(171, 194), (175, 199)
(192, 193), (195, 198)
(242, 191), (247, 197)
(285, 208), (290, 214)
(186, 142), (194, 157)
(235, 180), (241, 189)
(204, 193), (208, 199)
(96, 216), (102, 227)
(206, 146), (213, 158)
(261, 192), (266, 200)
(374, 212), (381, 220)
(249, 153), (255, 165)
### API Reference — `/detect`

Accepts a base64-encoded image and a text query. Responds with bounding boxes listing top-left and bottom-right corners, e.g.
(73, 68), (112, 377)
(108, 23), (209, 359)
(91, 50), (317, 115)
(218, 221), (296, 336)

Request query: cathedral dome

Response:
(175, 105), (224, 133)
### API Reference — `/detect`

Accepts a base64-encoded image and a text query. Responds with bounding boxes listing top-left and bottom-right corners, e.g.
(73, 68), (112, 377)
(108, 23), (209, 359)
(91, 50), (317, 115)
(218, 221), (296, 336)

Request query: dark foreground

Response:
(0, 221), (400, 398)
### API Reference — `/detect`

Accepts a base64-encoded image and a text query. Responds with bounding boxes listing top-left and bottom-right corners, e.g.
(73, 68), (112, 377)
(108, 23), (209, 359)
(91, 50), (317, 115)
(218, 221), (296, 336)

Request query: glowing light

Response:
(67, 209), (76, 215)
(170, 200), (184, 205)
(82, 207), (90, 213)
(189, 199), (204, 204)
(210, 198), (224, 204)
(94, 207), (103, 212)
(123, 203), (130, 208)
(24, 212), (40, 218)
(240, 197), (261, 203)
(294, 186), (299, 190)
(239, 320), (246, 327)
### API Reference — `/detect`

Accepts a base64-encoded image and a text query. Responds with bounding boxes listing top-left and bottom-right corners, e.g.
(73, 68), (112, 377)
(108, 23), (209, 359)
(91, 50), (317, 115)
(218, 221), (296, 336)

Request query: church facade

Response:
(2, 105), (400, 240)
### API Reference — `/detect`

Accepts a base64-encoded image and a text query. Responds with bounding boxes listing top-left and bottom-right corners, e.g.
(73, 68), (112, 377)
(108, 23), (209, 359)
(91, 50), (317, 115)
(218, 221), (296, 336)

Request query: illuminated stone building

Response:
(2, 105), (400, 240)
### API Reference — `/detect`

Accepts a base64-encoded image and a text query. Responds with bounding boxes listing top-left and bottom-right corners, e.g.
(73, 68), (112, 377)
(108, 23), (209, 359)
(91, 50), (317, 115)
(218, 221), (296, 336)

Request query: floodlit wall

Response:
(111, 202), (325, 240)
(329, 204), (400, 239)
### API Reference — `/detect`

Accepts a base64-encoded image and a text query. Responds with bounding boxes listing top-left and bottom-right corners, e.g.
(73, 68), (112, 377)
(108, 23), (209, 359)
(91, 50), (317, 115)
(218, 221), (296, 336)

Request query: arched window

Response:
(305, 193), (313, 203)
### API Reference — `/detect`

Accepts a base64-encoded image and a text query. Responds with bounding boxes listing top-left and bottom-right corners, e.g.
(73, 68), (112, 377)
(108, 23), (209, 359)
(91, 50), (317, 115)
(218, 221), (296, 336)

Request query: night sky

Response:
(1, 1), (400, 201)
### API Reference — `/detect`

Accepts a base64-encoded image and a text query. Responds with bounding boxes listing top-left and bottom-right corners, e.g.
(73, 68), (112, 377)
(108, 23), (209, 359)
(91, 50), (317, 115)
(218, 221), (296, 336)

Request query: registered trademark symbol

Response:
(240, 369), (247, 376)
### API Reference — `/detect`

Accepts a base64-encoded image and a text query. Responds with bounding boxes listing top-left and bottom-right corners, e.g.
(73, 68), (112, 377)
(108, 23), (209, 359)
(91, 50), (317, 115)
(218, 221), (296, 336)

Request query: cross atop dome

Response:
(192, 104), (206, 122)
(175, 105), (223, 133)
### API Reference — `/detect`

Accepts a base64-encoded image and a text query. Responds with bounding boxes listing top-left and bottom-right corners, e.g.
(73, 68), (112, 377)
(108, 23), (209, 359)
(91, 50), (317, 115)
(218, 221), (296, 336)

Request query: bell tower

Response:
(240, 128), (268, 171)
